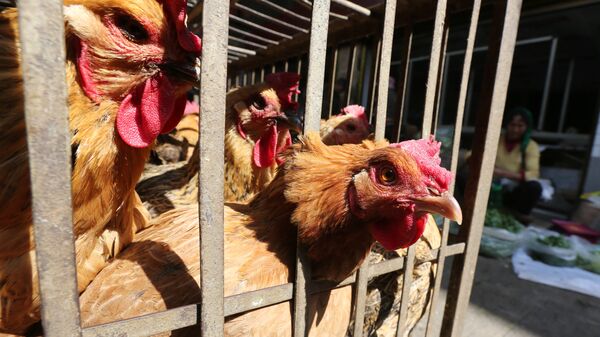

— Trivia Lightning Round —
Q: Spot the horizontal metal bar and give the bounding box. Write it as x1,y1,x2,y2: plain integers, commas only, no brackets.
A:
332,0,371,15
236,2,309,33
259,0,312,23
230,14,293,39
228,55,240,61
229,35,268,50
224,284,294,317
18,0,82,336
230,26,280,45
297,0,348,20
82,305,198,337
228,45,256,55
228,50,248,58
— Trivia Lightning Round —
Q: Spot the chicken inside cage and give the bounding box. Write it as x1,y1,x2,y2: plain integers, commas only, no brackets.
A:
0,0,526,336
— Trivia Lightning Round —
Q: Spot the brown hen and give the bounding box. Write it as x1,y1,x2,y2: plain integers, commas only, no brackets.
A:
78,133,461,337
137,73,301,218
0,0,200,333
320,104,372,145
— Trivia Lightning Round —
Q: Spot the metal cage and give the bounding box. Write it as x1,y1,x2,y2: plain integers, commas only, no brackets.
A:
17,0,522,336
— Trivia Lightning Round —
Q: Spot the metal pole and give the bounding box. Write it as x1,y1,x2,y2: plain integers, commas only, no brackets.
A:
538,37,558,130
199,1,229,336
558,59,575,132
18,0,82,335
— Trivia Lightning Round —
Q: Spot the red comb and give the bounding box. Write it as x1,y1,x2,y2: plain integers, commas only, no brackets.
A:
338,105,369,128
390,136,452,192
160,0,202,55
265,72,301,111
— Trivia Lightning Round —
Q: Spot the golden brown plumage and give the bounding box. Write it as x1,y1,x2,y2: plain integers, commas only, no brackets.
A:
137,74,301,218
0,1,200,333
78,133,461,337
320,105,372,145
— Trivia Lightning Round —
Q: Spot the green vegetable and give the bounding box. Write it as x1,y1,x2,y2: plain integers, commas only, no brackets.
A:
484,208,524,233
576,256,600,274
536,235,571,249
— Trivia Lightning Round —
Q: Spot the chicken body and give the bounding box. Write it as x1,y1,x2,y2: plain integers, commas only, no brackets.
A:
0,1,200,333
138,74,301,218
79,133,461,337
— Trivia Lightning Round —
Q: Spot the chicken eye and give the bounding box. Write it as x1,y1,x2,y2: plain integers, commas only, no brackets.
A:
114,14,149,42
378,166,397,185
250,94,267,110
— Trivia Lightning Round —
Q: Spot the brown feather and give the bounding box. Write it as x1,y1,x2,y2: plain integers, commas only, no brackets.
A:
0,0,197,332
79,133,447,337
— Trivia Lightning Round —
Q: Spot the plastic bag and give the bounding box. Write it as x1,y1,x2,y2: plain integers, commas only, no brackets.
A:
479,208,525,258
524,227,577,267
572,236,600,274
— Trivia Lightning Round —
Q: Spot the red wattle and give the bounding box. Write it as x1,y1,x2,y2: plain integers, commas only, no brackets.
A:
369,215,427,250
116,73,183,148
253,124,278,168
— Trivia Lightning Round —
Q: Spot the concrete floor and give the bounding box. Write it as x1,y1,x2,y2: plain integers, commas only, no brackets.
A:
411,256,600,337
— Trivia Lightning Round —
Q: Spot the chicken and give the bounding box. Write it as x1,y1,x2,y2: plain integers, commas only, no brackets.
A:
0,0,200,333
78,133,462,337
137,72,302,218
320,104,372,145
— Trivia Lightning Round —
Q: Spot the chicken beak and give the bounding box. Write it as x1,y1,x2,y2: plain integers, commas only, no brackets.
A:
160,58,201,87
412,192,463,224
274,114,303,133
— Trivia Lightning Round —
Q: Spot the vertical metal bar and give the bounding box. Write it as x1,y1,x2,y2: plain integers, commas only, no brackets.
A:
243,72,248,86
369,38,382,124
558,59,574,132
271,64,276,74
374,0,398,140
464,71,475,126
261,67,266,82
295,2,330,336
285,60,290,72
351,265,369,336
18,1,82,335
395,246,416,336
346,44,358,106
424,2,482,336
303,0,331,132
295,57,303,101
441,2,523,337
422,0,448,136
432,25,450,136
199,1,229,336
538,37,558,131
394,28,413,142
252,69,257,85
328,48,339,117
436,54,450,131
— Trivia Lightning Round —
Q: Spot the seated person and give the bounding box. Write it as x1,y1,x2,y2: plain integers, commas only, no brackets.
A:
495,107,542,220
457,107,542,223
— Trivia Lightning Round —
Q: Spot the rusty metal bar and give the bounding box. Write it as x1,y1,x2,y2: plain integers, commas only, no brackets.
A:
303,0,331,132
229,35,268,50
373,0,398,140
82,306,198,337
18,0,82,335
369,38,382,124
199,1,229,336
328,47,339,117
425,2,481,336
294,3,331,336
538,37,558,130
228,45,256,55
332,0,371,15
235,2,309,34
422,0,447,136
558,59,575,132
346,44,358,106
442,1,523,336
351,264,370,336
432,25,450,136
230,14,293,40
229,26,280,45
395,245,416,337
259,0,312,23
394,27,413,142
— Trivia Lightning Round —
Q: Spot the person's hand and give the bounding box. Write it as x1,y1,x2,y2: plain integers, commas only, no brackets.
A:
493,167,521,180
